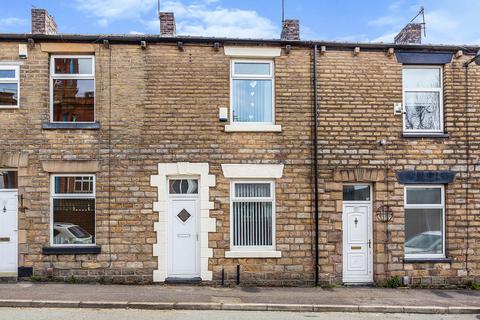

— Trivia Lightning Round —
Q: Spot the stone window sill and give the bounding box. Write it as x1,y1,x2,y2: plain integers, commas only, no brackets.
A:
42,245,101,255
402,132,449,138
404,258,452,264
224,124,282,133
42,122,100,130
225,250,282,258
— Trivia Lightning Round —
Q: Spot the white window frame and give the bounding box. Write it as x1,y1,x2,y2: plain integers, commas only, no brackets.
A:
0,65,20,109
229,179,276,252
229,59,275,126
49,55,95,123
50,174,96,247
404,185,445,259
402,65,443,134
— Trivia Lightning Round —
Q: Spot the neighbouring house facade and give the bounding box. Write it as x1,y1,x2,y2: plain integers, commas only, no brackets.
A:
0,9,479,286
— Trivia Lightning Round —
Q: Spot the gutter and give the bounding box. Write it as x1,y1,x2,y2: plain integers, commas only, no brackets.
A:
312,44,320,286
0,33,478,53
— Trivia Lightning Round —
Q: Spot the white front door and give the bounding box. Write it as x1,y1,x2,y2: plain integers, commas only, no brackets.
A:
342,185,373,283
0,191,18,277
168,194,199,278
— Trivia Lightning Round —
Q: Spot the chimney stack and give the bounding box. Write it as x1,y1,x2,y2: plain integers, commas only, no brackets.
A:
31,8,57,35
394,23,422,44
281,19,300,41
160,12,176,37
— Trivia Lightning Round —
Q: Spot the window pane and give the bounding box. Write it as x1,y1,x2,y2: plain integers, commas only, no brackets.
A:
55,176,94,194
169,179,198,194
0,83,18,105
232,79,272,122
53,79,94,122
0,171,18,189
406,187,442,205
53,198,95,245
405,208,443,255
233,201,272,246
235,183,271,198
404,68,441,88
343,185,370,201
404,92,440,131
54,58,93,74
0,70,16,78
234,62,270,75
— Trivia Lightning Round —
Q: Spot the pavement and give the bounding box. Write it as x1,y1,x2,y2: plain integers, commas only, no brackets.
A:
0,282,479,314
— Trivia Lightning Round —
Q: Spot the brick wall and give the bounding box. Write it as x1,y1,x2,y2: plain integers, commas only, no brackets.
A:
0,40,479,286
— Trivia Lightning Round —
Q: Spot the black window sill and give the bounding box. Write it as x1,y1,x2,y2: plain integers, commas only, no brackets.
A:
42,122,100,130
42,245,101,255
404,258,452,264
401,133,449,139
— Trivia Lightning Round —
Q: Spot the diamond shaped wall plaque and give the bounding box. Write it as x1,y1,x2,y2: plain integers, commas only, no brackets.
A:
177,209,191,223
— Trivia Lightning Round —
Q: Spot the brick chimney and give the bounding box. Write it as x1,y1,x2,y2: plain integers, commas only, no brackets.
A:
281,19,300,41
160,12,176,37
31,8,57,35
394,23,422,44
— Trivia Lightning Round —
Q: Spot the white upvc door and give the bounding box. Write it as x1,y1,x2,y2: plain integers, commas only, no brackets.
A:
342,197,373,283
167,196,200,278
0,191,18,277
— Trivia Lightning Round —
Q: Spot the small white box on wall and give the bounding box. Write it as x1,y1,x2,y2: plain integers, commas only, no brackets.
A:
394,103,403,115
18,43,28,59
219,107,228,122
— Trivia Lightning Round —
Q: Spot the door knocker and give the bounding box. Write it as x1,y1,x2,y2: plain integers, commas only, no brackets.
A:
354,217,358,227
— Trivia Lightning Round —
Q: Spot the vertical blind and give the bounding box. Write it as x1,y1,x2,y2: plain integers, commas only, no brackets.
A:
232,183,273,247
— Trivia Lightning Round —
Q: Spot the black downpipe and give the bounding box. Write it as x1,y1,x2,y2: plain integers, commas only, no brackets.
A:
313,45,320,286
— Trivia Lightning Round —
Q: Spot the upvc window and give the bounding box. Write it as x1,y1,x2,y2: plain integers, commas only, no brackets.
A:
230,60,274,124
402,66,443,133
50,174,96,246
0,65,20,108
50,55,95,123
404,185,445,259
230,180,275,251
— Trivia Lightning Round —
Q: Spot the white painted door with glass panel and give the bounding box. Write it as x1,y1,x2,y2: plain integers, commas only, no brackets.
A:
342,185,373,283
167,179,199,278
0,170,19,276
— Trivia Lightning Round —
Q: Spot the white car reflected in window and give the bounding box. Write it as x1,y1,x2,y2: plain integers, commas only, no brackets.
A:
53,222,93,245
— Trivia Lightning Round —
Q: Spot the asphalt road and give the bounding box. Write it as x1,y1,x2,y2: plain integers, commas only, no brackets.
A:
0,308,477,320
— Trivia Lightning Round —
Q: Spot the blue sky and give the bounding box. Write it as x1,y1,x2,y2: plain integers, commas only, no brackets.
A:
1,0,479,44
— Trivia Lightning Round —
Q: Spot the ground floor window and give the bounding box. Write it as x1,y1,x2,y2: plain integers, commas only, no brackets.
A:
51,174,95,246
0,170,18,189
404,185,445,258
230,180,275,251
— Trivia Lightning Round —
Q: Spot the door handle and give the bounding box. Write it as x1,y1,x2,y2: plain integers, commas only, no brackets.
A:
368,239,371,248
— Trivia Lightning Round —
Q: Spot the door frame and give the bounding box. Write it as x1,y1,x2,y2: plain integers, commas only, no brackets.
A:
342,183,373,284
166,176,200,278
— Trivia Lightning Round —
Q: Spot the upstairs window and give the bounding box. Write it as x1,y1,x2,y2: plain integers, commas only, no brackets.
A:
231,60,274,124
0,65,20,108
51,174,96,246
404,185,445,259
403,66,443,133
50,56,95,123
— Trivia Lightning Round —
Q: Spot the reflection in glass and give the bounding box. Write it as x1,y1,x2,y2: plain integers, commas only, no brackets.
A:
169,179,198,194
0,83,18,105
343,185,370,201
403,68,440,88
53,198,95,245
0,171,18,189
404,92,440,131
54,58,93,74
234,62,270,75
55,176,94,194
0,70,16,78
53,79,95,122
405,208,443,255
406,187,442,205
